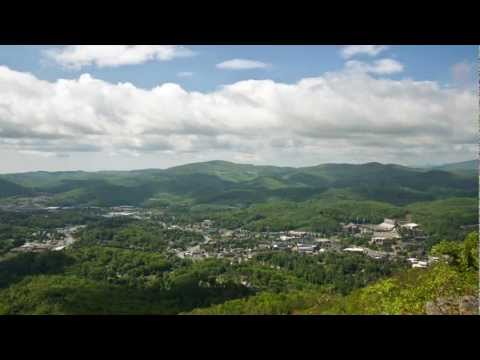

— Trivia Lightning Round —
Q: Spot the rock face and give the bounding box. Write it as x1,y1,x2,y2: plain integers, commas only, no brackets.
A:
426,295,479,315
459,296,479,315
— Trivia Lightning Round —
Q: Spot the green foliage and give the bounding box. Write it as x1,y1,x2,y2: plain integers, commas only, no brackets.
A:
204,199,404,233
0,248,252,314
302,232,479,315
253,251,408,294
76,218,204,251
65,246,175,287
318,262,478,315
0,209,100,253
0,238,407,314
0,179,33,198
188,233,479,315
45,179,159,206
0,275,168,315
0,251,75,288
431,231,479,272
188,290,336,315
222,262,317,293
407,198,478,246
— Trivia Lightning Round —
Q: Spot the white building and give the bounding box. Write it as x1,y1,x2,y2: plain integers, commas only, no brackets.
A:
343,246,365,253
412,262,427,269
402,223,419,230
374,218,397,232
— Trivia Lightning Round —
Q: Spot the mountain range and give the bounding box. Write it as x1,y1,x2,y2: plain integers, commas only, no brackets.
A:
431,159,478,176
0,159,477,207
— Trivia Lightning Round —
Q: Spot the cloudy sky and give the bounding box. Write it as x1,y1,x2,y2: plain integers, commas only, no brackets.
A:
0,45,477,173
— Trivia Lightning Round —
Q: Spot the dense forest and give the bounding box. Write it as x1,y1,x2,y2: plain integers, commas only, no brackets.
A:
0,231,476,315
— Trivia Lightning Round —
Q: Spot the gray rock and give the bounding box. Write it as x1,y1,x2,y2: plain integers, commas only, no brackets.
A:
459,295,479,315
426,295,479,315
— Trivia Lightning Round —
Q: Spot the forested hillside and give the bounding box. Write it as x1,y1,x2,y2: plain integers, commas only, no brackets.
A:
188,232,478,315
0,178,33,198
1,160,477,207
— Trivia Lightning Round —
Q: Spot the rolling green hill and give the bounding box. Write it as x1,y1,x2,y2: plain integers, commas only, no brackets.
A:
0,178,33,198
165,160,294,183
0,160,477,207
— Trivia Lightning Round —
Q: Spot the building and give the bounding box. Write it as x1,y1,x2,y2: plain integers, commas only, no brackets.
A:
342,223,361,233
343,246,365,254
412,262,428,269
289,231,308,238
296,244,317,254
402,223,419,230
409,258,429,268
364,248,388,259
370,229,401,245
315,238,333,249
201,219,213,228
374,218,397,232
12,242,51,253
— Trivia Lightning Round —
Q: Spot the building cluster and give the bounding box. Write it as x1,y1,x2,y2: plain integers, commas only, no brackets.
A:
166,216,435,264
342,218,423,244
11,225,85,253
6,208,435,270
407,256,440,268
343,246,389,259
12,241,64,253
102,206,152,219
342,218,427,256
169,222,345,261
173,244,256,263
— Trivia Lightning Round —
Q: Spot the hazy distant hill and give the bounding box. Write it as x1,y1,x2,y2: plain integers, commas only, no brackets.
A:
0,178,33,198
431,159,478,177
0,160,477,206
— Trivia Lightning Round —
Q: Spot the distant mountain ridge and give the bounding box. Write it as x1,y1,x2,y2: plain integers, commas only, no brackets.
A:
2,158,475,177
431,159,478,176
0,160,477,207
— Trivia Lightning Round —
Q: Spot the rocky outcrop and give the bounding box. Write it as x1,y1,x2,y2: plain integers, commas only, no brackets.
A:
426,295,479,315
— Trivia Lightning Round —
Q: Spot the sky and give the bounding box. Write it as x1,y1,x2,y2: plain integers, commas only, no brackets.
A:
0,45,477,173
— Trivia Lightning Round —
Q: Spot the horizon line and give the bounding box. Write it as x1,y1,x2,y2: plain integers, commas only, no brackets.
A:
0,158,477,175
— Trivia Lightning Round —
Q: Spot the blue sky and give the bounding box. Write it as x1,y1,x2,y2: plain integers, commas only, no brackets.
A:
0,45,475,91
0,45,477,172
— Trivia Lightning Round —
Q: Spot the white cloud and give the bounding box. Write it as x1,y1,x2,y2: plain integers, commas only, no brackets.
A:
341,45,389,59
44,45,195,69
0,65,476,168
345,58,404,75
177,71,194,77
216,59,271,70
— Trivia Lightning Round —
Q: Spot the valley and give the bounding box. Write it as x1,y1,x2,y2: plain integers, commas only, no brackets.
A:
0,160,477,315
